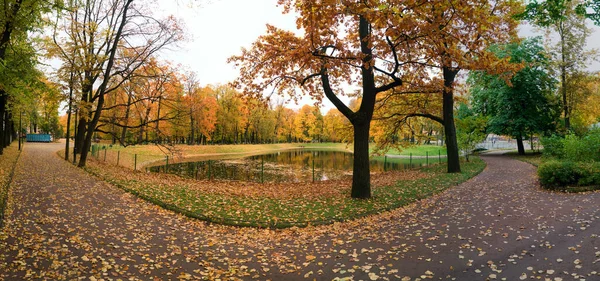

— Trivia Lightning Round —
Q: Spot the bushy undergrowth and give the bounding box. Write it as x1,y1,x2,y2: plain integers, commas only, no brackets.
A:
541,129,600,162
538,129,600,191
538,160,600,191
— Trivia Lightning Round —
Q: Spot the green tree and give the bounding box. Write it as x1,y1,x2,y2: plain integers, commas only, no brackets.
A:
0,0,57,154
455,103,488,161
469,38,560,155
520,0,596,131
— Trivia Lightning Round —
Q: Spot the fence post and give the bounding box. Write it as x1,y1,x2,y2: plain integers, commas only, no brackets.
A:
166,156,169,169
208,160,212,180
134,154,137,171
438,150,441,163
410,153,412,168
261,157,264,183
312,157,315,182
117,151,120,166
384,155,387,172
104,147,107,161
426,151,428,166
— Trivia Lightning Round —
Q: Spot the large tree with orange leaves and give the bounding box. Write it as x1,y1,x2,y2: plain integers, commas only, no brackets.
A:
229,1,421,198
230,0,521,198
375,0,522,172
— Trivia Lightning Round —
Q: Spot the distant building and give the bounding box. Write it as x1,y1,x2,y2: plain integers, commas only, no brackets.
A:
591,122,600,129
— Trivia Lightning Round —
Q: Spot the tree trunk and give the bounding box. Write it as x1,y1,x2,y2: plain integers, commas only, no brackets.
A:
73,110,78,162
77,0,133,168
530,133,534,151
138,122,144,144
516,134,525,155
155,96,161,138
5,112,12,146
121,94,132,145
560,26,570,131
74,95,89,155
79,95,105,167
65,75,73,160
351,121,371,199
189,107,194,145
442,67,461,173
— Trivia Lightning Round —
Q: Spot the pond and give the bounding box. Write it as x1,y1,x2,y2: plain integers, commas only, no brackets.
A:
147,149,446,183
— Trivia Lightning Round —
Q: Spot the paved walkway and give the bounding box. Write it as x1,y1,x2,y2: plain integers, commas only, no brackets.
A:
1,143,599,280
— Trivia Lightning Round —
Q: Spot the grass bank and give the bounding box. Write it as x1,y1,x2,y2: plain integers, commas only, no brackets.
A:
92,142,351,170
84,152,485,228
506,151,543,167
375,145,447,157
0,143,21,227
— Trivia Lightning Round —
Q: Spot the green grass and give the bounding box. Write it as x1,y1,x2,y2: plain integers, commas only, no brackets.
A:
86,157,485,228
372,144,447,156
506,150,543,167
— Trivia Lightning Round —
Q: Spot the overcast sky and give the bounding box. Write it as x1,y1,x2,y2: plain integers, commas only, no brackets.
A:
157,0,600,110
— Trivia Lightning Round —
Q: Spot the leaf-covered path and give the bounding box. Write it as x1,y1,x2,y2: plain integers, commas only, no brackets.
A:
1,143,599,280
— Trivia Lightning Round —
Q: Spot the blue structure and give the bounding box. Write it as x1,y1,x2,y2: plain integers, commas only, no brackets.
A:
26,134,52,143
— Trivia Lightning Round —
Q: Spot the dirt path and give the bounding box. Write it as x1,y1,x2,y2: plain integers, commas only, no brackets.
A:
1,143,599,280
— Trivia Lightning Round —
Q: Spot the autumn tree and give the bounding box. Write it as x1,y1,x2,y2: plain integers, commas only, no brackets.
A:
230,1,434,198
323,109,349,143
184,83,217,144
292,105,316,143
50,0,183,167
373,0,520,172
276,106,296,142
213,84,246,144
99,58,183,145
373,90,444,154
566,72,600,133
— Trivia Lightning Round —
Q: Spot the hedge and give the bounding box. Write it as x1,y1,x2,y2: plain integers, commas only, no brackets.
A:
538,160,600,191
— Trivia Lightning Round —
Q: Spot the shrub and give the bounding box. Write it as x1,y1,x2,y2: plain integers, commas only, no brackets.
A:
540,135,564,159
538,160,600,191
541,130,600,162
538,160,576,190
582,129,600,162
562,134,585,162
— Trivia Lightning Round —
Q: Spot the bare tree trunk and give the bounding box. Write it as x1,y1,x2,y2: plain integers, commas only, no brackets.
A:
516,133,525,155
121,94,132,145
78,0,134,168
65,89,72,160
442,66,461,173
560,24,570,131
155,96,161,142
189,108,194,145
351,121,371,198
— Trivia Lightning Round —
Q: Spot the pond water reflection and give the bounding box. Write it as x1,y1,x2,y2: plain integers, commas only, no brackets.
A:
147,149,442,183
